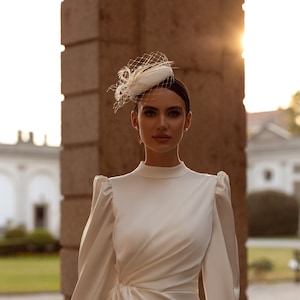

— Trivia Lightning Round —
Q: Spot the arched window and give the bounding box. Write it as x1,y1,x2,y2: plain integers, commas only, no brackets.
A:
263,169,273,181
34,204,48,229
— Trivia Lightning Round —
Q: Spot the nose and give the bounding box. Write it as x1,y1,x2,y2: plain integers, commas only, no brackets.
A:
157,114,168,131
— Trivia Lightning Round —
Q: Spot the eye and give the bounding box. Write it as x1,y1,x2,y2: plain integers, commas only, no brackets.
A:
168,110,181,117
143,109,156,117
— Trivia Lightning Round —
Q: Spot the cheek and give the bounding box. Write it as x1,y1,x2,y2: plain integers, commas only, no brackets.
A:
174,120,186,131
137,118,152,134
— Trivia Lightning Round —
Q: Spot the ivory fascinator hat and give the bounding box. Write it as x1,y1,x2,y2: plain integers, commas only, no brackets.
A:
108,51,175,113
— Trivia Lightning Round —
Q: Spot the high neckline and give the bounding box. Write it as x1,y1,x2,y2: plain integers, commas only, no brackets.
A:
133,161,190,179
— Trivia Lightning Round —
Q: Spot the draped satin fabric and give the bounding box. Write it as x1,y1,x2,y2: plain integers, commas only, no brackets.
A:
71,162,240,300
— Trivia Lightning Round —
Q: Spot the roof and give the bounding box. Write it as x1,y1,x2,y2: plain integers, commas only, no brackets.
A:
247,110,300,152
247,109,290,137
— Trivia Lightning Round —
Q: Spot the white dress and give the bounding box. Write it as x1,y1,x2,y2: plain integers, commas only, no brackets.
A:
71,162,240,300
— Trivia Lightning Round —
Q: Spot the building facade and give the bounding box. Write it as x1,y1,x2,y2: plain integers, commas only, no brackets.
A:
247,110,300,235
247,111,300,200
247,123,300,197
0,131,61,237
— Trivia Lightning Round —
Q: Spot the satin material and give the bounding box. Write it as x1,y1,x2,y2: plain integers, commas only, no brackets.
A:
71,162,240,300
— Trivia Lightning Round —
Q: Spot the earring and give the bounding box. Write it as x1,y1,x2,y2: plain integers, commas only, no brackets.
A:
134,127,142,144
137,134,143,145
184,128,189,132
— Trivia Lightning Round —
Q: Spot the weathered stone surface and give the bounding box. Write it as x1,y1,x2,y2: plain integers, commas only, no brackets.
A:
98,0,139,43
61,0,98,45
60,198,91,247
60,248,78,298
60,145,99,196
61,41,99,95
143,1,222,72
61,94,100,145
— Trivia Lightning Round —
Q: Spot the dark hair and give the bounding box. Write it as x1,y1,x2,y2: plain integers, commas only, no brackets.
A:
133,77,191,115
168,78,190,114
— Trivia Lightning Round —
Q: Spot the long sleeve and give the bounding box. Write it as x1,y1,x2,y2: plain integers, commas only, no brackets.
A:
202,171,240,300
71,175,117,300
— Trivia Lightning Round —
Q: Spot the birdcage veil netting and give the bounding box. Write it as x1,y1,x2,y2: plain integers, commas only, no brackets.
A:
108,51,175,112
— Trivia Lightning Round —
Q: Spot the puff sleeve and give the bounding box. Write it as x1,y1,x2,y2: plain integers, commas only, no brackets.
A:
202,171,240,300
71,176,117,300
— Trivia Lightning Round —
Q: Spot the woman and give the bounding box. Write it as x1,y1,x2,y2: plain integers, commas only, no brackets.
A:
71,52,240,299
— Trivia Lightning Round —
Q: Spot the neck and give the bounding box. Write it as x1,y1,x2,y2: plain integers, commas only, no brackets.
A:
144,149,181,167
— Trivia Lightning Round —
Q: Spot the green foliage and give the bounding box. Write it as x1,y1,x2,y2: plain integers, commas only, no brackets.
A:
4,226,27,239
249,258,273,271
27,229,56,245
27,229,59,252
249,257,274,282
0,237,28,256
247,190,299,237
0,227,60,255
287,91,300,135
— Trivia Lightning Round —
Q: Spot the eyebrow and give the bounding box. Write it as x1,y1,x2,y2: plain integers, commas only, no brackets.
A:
142,105,183,111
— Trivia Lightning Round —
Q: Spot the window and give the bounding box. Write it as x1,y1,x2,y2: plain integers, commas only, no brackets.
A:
263,169,273,181
294,165,300,173
34,204,47,229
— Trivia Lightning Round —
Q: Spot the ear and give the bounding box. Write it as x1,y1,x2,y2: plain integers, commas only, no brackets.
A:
185,111,192,130
131,110,139,130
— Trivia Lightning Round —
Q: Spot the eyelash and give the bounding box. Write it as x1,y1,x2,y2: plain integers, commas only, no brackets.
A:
169,110,181,117
143,110,181,117
144,110,156,117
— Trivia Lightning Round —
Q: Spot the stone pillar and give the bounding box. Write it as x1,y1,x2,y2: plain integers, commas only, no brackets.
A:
60,1,247,299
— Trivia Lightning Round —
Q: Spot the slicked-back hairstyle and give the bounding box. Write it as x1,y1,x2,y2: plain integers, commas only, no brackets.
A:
134,77,191,115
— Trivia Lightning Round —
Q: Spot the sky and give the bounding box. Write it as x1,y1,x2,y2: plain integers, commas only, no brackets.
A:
0,0,299,145
243,0,300,112
0,0,61,145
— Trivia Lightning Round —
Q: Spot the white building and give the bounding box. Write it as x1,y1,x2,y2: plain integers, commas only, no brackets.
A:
247,110,300,201
0,131,61,237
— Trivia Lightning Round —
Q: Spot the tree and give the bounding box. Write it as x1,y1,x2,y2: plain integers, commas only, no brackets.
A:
287,91,300,135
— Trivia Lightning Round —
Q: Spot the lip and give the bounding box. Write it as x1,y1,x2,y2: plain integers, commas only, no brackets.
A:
152,134,171,142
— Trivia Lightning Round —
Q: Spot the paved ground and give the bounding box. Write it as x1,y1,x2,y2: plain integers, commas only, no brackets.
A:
246,237,300,299
0,282,300,300
247,282,300,300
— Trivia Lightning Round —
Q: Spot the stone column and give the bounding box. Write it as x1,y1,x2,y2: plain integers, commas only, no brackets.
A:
60,1,247,299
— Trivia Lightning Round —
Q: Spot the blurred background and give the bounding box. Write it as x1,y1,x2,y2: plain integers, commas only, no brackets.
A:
0,0,299,299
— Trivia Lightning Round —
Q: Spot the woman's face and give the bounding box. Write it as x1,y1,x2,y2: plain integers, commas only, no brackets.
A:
131,88,192,164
